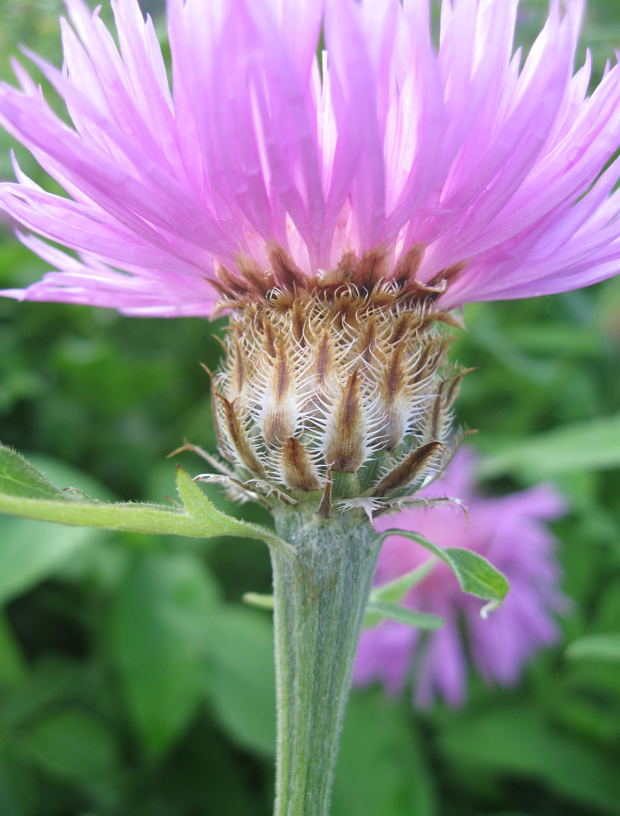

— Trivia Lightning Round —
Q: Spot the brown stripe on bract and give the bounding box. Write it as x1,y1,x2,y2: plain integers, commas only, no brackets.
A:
333,290,359,333
354,246,391,291
424,368,469,442
373,440,443,497
442,368,473,411
314,331,333,390
358,317,377,365
215,263,255,299
227,340,246,400
427,377,448,442
336,249,359,282
437,311,466,330
201,365,235,463
389,313,411,346
268,242,306,292
261,344,297,448
325,369,367,472
380,340,410,450
216,393,267,478
427,260,468,290
412,337,449,384
281,437,321,491
318,469,333,518
235,253,276,297
261,317,277,359
291,299,308,347
393,243,426,287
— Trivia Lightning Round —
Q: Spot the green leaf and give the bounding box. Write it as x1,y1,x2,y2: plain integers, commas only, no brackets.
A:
202,605,276,757
242,592,275,610
242,591,446,630
20,708,119,784
0,758,32,816
0,610,27,688
242,591,445,631
365,600,444,630
0,659,80,731
567,634,620,662
0,515,104,605
332,690,436,816
370,558,437,604
0,444,287,549
109,552,220,755
175,467,287,550
378,529,509,612
478,412,620,480
0,445,68,501
438,706,620,815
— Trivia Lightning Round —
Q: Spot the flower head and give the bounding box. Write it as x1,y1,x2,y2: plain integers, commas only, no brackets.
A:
353,449,568,707
0,0,620,315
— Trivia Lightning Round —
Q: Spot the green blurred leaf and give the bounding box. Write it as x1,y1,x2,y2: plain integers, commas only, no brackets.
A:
0,445,287,548
0,515,104,605
478,413,620,479
203,605,276,757
242,591,446,631
567,634,620,662
364,601,444,630
0,442,118,605
332,690,436,816
0,658,80,730
242,592,275,610
378,529,509,612
369,559,437,604
109,552,220,755
0,610,26,688
0,756,35,816
20,708,118,784
439,706,620,815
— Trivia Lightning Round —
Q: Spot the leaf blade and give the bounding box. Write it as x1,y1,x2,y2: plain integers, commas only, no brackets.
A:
478,413,620,479
378,529,509,610
365,601,444,630
0,445,287,548
566,634,620,662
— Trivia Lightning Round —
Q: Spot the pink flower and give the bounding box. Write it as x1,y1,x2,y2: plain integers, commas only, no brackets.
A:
1,0,620,314
353,449,568,707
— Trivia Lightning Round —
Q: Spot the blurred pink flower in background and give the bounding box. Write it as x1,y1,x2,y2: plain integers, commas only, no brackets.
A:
353,450,568,707
1,0,620,314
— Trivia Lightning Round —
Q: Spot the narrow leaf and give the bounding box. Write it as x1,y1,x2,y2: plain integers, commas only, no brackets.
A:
378,529,509,611
369,558,437,604
365,600,444,630
242,592,275,610
478,412,620,479
0,610,27,687
566,633,620,662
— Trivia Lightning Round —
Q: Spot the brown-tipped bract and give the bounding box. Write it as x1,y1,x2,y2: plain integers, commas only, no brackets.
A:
212,261,465,517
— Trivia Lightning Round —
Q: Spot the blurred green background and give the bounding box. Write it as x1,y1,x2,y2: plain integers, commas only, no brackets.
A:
1,1,620,814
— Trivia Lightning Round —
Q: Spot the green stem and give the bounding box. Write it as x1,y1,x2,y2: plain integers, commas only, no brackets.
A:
271,509,382,816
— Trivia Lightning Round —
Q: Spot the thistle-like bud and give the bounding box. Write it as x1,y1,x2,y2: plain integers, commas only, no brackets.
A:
208,247,467,518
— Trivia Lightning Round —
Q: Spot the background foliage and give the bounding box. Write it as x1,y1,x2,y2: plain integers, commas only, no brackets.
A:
1,1,620,814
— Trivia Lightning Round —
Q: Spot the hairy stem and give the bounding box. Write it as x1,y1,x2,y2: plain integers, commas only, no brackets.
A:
271,509,382,816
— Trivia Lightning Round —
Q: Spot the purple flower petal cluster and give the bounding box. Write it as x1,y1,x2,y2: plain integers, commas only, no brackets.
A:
1,0,620,314
353,449,568,707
